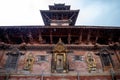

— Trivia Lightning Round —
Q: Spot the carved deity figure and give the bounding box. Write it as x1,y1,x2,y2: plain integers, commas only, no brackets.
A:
86,53,96,73
56,55,63,69
24,53,34,71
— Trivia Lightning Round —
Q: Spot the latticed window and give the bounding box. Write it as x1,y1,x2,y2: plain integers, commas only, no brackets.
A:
6,54,19,69
37,55,46,61
101,54,111,66
99,50,113,67
74,55,83,61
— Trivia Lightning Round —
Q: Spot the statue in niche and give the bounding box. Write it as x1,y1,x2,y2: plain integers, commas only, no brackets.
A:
86,53,96,73
56,54,64,69
24,53,35,71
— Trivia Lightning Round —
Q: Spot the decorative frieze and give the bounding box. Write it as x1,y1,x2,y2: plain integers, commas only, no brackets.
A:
0,43,120,51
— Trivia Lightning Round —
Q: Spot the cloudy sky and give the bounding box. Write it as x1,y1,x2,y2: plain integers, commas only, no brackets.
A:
0,0,120,26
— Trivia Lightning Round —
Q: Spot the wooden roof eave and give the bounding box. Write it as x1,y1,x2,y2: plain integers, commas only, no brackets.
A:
40,10,79,12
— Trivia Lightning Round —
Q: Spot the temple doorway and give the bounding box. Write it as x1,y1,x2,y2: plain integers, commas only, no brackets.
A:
56,54,64,70
51,38,68,73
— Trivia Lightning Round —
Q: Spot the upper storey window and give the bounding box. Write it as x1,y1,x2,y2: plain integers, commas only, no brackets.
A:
5,48,22,71
6,54,19,69
97,49,114,71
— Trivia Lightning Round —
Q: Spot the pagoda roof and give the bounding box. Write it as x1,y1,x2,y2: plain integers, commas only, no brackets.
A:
40,10,79,26
49,4,70,10
40,10,79,12
0,25,120,29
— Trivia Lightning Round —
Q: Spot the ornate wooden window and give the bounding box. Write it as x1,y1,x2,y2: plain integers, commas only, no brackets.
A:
101,54,111,66
6,54,19,69
5,48,22,71
98,49,113,71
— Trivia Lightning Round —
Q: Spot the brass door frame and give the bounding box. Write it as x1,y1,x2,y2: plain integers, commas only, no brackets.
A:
51,38,68,73
52,52,68,73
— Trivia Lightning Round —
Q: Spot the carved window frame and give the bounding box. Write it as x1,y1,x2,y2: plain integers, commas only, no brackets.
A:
6,54,19,70
99,49,114,71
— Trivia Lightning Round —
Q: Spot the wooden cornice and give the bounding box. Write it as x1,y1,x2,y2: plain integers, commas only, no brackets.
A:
0,44,120,51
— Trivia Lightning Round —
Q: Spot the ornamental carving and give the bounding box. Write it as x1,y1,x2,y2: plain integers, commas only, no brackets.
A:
86,52,96,73
24,53,35,71
53,38,67,53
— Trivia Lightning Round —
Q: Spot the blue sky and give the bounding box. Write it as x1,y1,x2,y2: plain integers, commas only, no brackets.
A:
0,0,120,26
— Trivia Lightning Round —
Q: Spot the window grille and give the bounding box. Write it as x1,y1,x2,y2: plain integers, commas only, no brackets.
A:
6,54,19,69
74,55,83,61
37,55,46,62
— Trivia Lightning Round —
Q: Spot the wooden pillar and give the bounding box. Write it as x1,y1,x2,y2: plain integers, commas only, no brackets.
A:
117,51,120,63
50,30,53,44
20,34,25,43
79,30,82,44
0,38,1,43
0,47,5,67
119,37,120,44
68,33,71,44
62,13,63,19
15,49,21,72
99,53,105,71
5,33,11,44
39,32,43,44
94,36,98,45
108,38,112,44
94,30,99,44
108,33,113,44
28,32,33,44
114,49,120,63
87,29,91,44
